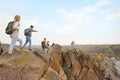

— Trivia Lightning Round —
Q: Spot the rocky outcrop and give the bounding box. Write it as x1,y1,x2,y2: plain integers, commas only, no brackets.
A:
0,45,67,80
0,44,119,80
61,48,103,80
0,48,48,80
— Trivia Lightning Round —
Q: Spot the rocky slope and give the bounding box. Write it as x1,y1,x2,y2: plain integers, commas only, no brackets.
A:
0,44,120,80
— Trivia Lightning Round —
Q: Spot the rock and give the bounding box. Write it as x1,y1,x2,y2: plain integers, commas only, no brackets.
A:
49,44,62,55
0,44,119,80
0,48,48,80
49,44,67,80
61,51,72,68
115,61,120,75
61,49,104,80
35,45,67,80
67,50,81,79
111,57,117,62
100,56,120,80
40,67,62,80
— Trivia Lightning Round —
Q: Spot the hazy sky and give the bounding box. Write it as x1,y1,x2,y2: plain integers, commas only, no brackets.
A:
0,0,120,45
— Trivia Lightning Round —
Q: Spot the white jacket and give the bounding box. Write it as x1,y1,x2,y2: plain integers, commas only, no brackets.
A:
11,21,20,37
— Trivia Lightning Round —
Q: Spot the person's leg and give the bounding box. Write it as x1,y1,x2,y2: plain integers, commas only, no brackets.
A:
8,36,17,54
44,46,49,53
47,46,49,53
42,46,44,51
17,37,23,48
23,37,28,48
28,37,32,50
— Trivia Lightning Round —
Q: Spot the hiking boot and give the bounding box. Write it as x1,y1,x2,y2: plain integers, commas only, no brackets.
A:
29,49,32,51
20,47,23,50
8,53,13,55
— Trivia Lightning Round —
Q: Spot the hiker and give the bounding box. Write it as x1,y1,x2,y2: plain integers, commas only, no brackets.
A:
23,25,38,51
71,40,76,49
41,38,49,53
7,15,23,54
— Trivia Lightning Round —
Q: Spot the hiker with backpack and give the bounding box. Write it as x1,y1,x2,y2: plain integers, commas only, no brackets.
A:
23,25,38,51
41,38,49,53
6,15,23,54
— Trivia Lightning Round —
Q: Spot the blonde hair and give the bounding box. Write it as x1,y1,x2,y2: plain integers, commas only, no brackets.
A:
14,15,20,21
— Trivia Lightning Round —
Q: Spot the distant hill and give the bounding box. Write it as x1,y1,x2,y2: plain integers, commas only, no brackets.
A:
1,44,42,49
62,44,120,57
1,43,9,48
80,45,120,57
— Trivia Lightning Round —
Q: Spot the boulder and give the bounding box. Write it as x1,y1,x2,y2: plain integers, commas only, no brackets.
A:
0,48,48,80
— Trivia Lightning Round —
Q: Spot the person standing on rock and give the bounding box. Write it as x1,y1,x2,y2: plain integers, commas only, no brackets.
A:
71,40,76,49
23,25,38,51
8,15,23,54
41,38,49,53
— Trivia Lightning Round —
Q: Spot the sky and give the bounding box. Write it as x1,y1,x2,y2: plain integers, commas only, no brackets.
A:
0,0,120,45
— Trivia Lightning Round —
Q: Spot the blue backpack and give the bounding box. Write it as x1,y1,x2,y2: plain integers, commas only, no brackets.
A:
24,28,31,36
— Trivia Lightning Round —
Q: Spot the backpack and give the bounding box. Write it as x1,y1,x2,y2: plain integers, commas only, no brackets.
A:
42,41,47,47
41,41,45,46
24,28,30,36
5,21,14,35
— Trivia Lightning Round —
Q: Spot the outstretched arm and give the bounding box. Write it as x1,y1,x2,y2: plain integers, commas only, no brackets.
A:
31,30,38,32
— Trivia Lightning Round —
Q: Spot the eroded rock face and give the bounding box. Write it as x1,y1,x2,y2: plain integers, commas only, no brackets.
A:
61,49,104,80
100,56,120,80
48,44,67,80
